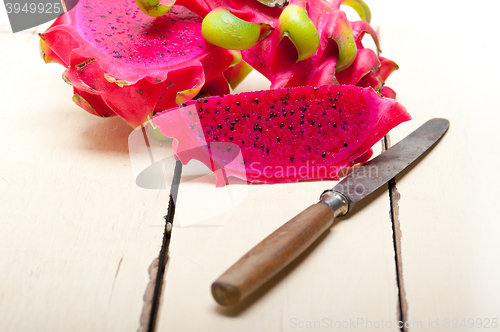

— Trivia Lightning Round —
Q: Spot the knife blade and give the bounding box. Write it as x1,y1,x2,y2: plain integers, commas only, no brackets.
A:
211,118,449,306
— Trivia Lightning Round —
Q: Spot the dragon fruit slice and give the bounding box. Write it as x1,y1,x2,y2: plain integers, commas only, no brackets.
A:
153,85,411,186
39,0,240,127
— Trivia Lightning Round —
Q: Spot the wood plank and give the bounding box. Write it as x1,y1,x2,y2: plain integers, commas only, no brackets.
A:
0,28,172,331
157,70,402,331
379,25,500,331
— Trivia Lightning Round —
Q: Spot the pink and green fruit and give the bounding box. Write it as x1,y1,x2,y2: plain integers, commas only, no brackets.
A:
39,0,241,128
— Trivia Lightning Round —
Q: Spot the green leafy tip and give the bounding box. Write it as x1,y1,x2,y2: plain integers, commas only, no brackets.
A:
134,0,175,17
337,0,371,23
202,7,272,50
278,4,319,62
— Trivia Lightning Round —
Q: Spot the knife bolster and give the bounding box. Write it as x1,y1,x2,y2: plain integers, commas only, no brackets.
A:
319,190,351,217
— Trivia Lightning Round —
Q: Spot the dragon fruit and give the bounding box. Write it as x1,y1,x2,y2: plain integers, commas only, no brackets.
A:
153,85,411,186
137,0,398,96
38,0,241,127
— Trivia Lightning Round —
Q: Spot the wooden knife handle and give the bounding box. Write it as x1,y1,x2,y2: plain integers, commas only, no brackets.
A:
211,202,336,306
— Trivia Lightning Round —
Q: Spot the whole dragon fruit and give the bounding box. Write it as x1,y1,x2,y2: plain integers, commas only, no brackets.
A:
39,0,241,127
135,0,398,96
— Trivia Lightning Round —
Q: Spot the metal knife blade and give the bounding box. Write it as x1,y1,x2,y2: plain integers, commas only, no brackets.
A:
321,118,450,212
212,118,449,306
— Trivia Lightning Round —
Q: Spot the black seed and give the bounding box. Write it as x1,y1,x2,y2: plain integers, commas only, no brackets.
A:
289,125,293,131
204,99,208,103
323,113,326,116
89,19,93,22
334,97,338,101
301,114,304,119
190,124,194,129
300,120,304,125
253,142,256,147
341,125,345,130
311,120,315,125
333,123,337,128
290,157,294,162
230,126,234,131
200,115,203,119
158,53,163,56
258,126,262,133
217,101,221,105
290,110,294,115
333,104,337,109
241,140,245,144
285,93,289,99
258,115,261,120
322,152,326,158
280,123,284,128
314,87,318,90
270,105,274,109
329,97,333,101
337,92,340,95
107,34,112,37
180,52,185,55
198,107,202,112
254,98,259,104
218,124,222,129
231,121,235,126
266,148,269,155
235,118,240,122
344,142,348,147
277,137,281,142
197,100,202,104
229,136,233,140
214,136,218,141
283,111,287,117
261,145,264,150
188,111,191,115
300,129,304,134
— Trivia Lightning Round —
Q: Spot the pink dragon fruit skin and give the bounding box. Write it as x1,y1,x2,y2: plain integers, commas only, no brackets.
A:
144,0,399,97
39,0,239,127
154,85,411,186
242,0,395,92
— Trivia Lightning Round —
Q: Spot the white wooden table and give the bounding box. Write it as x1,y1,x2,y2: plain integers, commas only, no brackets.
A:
1,1,499,331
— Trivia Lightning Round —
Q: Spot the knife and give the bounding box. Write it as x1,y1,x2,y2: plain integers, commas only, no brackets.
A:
211,118,449,306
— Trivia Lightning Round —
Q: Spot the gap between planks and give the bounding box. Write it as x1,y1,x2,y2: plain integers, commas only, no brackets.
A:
382,135,409,332
140,137,410,332
139,161,183,332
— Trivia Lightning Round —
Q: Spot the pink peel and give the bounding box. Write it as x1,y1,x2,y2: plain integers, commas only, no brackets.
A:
39,0,237,128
